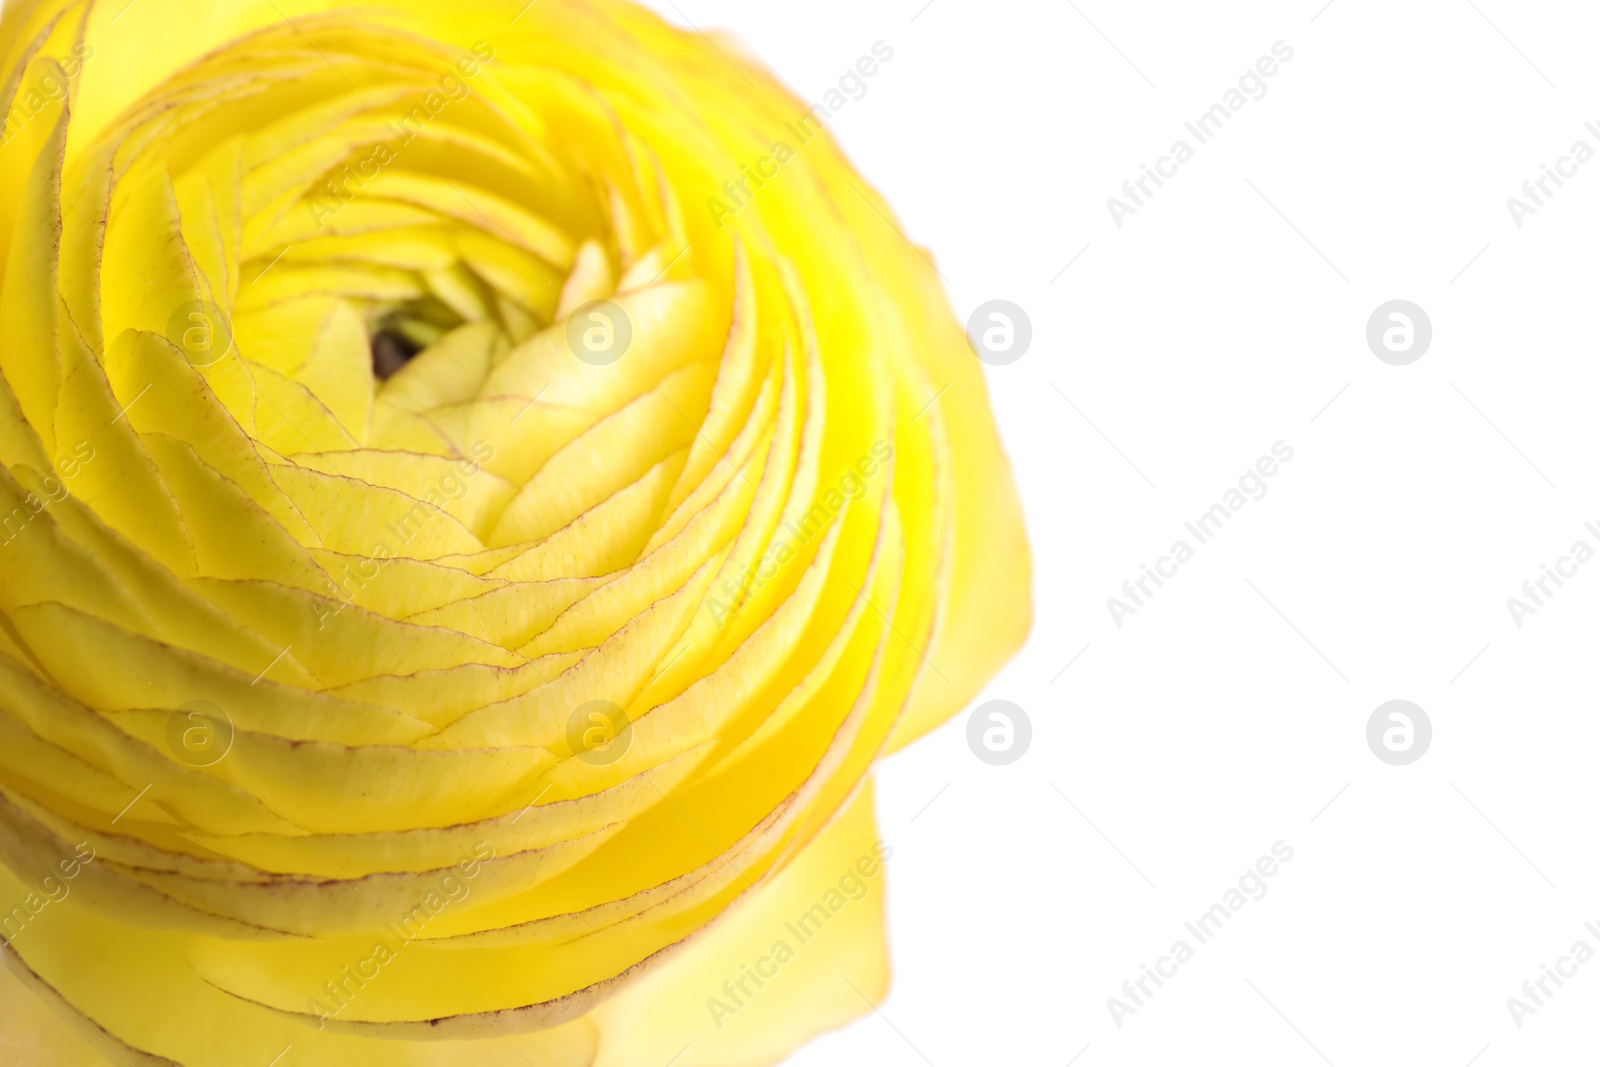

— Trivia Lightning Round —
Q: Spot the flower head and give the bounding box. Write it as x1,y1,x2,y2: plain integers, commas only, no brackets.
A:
0,1,1029,1063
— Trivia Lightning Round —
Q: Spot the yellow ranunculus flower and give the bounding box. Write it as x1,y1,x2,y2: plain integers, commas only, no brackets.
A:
0,0,1029,1063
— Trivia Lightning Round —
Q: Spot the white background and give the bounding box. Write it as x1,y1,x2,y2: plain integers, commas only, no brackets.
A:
639,2,1600,1064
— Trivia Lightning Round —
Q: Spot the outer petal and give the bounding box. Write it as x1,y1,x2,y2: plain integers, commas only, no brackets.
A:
591,779,890,1067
